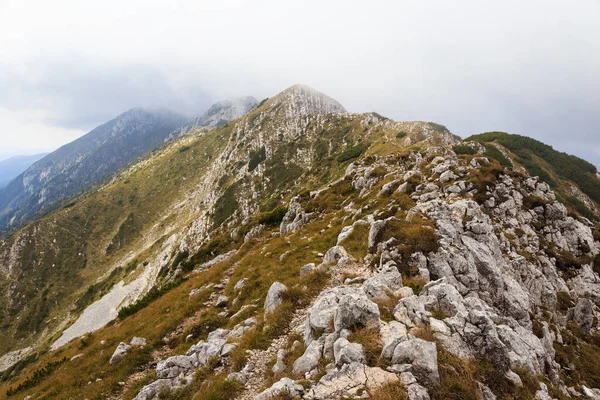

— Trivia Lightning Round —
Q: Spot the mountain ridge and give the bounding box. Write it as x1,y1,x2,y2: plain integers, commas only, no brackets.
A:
0,85,599,400
0,108,190,233
0,154,48,189
168,96,259,139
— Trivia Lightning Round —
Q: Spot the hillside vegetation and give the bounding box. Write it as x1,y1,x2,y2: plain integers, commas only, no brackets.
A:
0,86,599,400
468,131,600,220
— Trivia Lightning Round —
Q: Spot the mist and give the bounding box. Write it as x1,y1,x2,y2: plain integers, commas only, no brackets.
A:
1,0,599,165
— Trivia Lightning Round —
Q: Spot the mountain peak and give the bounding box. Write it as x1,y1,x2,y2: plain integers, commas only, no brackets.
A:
271,84,346,116
170,96,259,138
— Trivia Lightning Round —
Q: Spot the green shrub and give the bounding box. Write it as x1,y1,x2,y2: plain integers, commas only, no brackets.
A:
468,132,600,208
178,145,191,153
6,358,68,396
453,144,477,155
396,131,407,139
118,278,186,319
337,143,367,163
213,184,239,227
484,144,512,168
258,206,288,226
248,146,266,171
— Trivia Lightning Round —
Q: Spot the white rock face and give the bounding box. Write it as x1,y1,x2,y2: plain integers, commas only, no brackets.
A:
280,196,311,235
0,347,31,373
135,326,233,399
293,338,324,375
362,261,403,301
274,84,346,118
333,338,366,367
130,337,147,347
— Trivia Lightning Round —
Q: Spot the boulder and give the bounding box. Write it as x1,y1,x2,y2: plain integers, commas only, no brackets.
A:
264,282,288,315
272,349,287,375
573,298,595,330
392,339,439,385
333,338,365,367
133,379,174,400
337,226,354,245
407,383,431,400
256,378,305,400
156,355,195,379
300,263,316,276
362,262,403,301
130,337,147,347
280,196,310,235
293,338,323,376
109,342,131,364
322,245,350,266
305,286,380,342
234,278,248,293
216,295,229,308
368,220,386,252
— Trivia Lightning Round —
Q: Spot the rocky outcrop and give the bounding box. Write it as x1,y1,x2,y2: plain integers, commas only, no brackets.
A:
303,362,399,399
134,327,235,399
304,286,380,343
280,196,312,235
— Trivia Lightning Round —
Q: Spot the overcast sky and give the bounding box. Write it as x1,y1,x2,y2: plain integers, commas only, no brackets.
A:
0,0,599,166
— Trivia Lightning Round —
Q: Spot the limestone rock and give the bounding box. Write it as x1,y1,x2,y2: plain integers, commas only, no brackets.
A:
392,339,439,385
256,377,304,400
304,286,380,342
293,338,323,375
304,362,400,399
264,282,288,315
109,342,131,365
216,295,229,308
130,337,147,347
333,338,366,367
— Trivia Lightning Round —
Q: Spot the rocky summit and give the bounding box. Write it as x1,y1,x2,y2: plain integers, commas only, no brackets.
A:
1,85,600,400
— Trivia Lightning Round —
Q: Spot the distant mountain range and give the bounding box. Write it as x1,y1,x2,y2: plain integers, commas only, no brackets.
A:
0,108,189,232
0,96,259,234
0,153,48,188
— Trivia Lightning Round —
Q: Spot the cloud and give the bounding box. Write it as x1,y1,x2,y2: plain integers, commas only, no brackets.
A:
0,107,85,156
0,0,599,166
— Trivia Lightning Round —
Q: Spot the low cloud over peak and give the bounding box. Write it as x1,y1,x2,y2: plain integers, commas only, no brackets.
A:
0,0,599,165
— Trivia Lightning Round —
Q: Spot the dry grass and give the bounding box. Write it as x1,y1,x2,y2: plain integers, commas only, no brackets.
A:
373,293,401,322
377,217,439,276
0,210,337,399
402,276,427,295
348,327,383,367
339,223,370,260
368,381,408,400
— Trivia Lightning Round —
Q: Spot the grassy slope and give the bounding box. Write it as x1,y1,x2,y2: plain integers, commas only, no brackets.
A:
0,110,441,399
0,126,231,354
467,131,600,220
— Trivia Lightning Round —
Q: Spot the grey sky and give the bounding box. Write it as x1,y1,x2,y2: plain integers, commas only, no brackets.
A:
1,0,599,166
